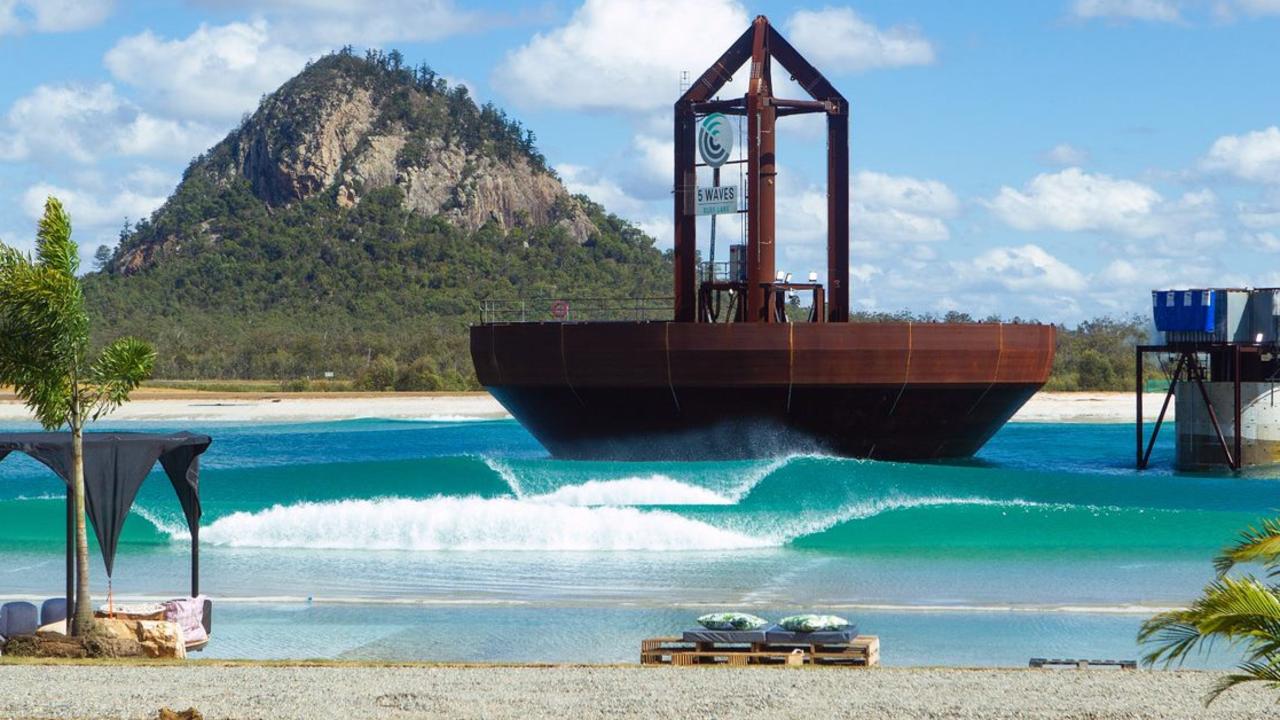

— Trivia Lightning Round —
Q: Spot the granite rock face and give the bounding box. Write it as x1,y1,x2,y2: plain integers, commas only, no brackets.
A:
113,52,598,275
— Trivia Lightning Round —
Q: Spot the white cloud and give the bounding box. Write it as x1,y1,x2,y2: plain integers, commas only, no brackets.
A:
0,0,112,35
853,170,959,217
193,0,477,46
1236,199,1280,229
22,181,167,234
852,170,958,250
988,167,1164,236
633,135,673,191
954,244,1088,292
1202,126,1280,183
1043,143,1089,166
0,83,215,163
493,0,750,111
1070,0,1183,22
1227,0,1280,16
784,7,934,73
557,163,648,216
557,161,673,245
1245,232,1280,252
105,20,308,122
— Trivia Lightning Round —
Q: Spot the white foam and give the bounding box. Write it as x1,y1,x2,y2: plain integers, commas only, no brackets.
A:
747,496,1078,544
196,496,772,551
526,476,734,506
130,505,190,539
481,453,802,506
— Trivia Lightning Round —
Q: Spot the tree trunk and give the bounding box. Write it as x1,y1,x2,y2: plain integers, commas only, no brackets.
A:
70,416,93,636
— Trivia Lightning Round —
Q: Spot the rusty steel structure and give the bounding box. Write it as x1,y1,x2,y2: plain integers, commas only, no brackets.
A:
674,15,848,324
469,15,1055,461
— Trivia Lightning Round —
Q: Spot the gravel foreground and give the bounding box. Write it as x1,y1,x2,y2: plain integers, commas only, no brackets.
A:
1,664,1276,720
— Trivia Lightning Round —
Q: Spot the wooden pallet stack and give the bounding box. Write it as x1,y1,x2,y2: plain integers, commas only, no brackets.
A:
641,635,880,667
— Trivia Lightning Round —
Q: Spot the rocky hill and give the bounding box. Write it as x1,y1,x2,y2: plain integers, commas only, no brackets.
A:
87,49,668,387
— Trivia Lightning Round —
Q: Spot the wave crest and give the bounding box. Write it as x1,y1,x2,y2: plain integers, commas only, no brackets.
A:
197,496,772,551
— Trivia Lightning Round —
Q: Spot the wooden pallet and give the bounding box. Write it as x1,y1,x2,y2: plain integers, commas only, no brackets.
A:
1029,657,1137,670
641,635,879,667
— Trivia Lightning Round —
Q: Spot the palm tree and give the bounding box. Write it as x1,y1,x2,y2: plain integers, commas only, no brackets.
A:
1139,517,1280,703
0,197,155,635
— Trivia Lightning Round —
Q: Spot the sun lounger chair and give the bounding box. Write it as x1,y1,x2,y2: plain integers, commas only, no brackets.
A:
40,598,67,629
0,601,39,640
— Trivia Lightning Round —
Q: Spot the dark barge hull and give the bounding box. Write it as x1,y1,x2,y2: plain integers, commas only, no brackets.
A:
471,322,1055,461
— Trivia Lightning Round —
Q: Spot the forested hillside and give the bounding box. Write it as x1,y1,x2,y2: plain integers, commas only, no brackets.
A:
83,49,669,389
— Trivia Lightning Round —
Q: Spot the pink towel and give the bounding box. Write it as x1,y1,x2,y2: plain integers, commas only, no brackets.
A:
162,595,208,645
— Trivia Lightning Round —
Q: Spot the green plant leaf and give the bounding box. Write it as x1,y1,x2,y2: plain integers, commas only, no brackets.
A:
88,337,155,420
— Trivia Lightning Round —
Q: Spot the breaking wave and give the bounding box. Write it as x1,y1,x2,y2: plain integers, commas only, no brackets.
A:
197,496,770,551
182,494,1082,553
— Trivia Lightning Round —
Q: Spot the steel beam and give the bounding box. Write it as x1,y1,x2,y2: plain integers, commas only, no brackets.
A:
673,106,697,322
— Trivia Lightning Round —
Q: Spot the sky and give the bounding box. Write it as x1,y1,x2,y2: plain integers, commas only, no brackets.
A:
1,0,1279,325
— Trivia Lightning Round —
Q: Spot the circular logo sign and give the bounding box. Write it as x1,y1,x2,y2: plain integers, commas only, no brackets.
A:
698,112,733,168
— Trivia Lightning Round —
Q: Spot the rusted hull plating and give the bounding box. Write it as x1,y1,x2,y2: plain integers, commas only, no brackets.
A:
471,322,1055,460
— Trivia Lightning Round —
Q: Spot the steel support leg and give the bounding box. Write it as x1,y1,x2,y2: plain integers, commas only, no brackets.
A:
1234,344,1243,470
1136,347,1143,468
1140,353,1184,469
1189,353,1236,469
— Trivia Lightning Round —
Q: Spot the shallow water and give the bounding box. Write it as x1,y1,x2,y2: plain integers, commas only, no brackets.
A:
0,418,1274,666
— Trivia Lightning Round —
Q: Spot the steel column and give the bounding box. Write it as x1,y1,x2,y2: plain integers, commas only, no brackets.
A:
1234,344,1243,469
744,19,771,322
827,107,849,322
191,523,199,597
673,106,697,322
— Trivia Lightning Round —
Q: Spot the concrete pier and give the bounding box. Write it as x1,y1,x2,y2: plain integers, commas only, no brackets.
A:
1176,381,1280,469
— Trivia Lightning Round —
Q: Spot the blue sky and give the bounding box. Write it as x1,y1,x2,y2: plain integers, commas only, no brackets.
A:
2,0,1280,324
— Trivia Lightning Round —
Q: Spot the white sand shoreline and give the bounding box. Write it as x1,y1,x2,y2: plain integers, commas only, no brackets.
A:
0,391,1161,424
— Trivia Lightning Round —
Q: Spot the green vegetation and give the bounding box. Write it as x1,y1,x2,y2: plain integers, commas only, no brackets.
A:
1044,316,1149,391
84,50,668,389
1141,518,1280,704
0,197,155,635
85,184,665,388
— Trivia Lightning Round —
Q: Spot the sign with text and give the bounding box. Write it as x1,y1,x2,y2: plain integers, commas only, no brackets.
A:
696,184,738,216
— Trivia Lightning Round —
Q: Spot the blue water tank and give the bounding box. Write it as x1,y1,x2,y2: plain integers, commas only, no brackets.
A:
1152,290,1214,333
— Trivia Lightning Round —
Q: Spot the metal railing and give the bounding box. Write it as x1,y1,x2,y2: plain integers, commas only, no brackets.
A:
479,297,674,324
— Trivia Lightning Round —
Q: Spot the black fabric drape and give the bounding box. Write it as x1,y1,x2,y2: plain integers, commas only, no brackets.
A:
0,432,212,575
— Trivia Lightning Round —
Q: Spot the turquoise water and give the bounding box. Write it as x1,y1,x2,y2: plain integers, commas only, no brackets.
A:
1,418,1277,665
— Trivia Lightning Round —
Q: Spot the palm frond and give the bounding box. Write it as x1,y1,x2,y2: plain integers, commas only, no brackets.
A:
1216,518,1280,577
1205,660,1280,704
88,337,155,420
1141,576,1280,664
34,197,78,276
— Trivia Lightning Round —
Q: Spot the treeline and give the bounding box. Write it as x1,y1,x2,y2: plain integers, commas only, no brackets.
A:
83,183,668,391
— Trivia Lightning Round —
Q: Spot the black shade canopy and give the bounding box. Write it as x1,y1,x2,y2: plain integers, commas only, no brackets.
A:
0,431,212,575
